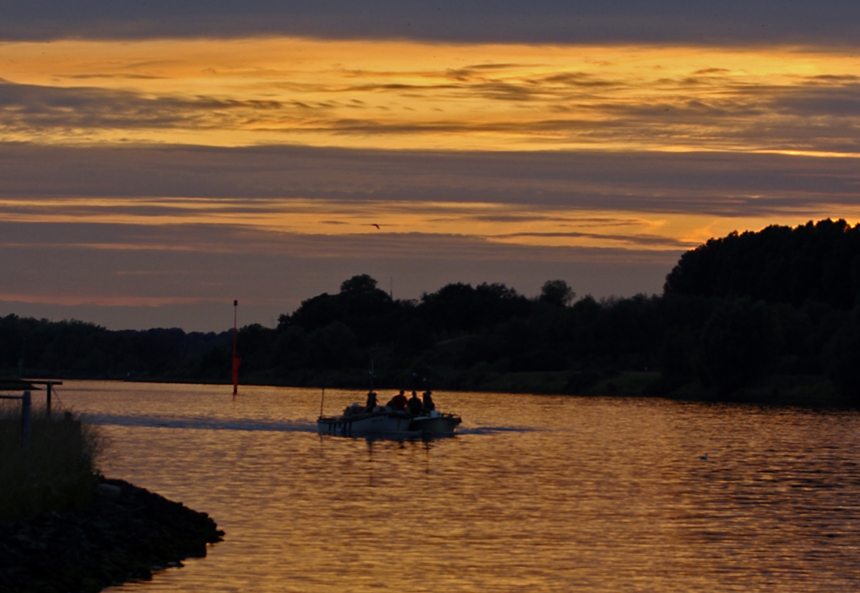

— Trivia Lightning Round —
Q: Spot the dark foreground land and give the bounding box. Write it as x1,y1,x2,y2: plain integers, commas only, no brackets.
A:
0,476,224,593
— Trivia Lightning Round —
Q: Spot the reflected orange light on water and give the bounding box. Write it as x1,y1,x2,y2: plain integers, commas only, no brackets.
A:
60,382,860,593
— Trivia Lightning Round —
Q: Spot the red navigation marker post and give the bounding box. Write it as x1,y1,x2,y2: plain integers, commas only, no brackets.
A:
232,299,241,397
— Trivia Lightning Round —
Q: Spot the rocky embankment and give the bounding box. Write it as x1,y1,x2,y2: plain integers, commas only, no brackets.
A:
0,476,224,593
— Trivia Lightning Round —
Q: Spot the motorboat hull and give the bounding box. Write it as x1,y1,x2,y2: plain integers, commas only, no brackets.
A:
318,410,413,437
409,412,461,434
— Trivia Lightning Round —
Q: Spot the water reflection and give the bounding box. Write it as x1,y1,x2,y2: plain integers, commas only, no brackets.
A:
52,382,860,592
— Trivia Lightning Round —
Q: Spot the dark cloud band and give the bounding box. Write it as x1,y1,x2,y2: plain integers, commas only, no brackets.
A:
1,142,858,217
2,1,859,45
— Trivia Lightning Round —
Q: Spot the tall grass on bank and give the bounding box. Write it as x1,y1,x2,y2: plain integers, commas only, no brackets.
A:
0,403,102,520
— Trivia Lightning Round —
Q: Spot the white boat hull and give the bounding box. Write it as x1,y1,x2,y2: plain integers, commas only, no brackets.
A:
409,412,461,434
318,410,413,437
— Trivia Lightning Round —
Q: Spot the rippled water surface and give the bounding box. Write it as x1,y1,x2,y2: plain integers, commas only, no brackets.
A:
54,381,860,592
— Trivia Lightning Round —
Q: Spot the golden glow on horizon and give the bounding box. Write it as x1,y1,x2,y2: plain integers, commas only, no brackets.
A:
1,196,857,254
2,37,859,154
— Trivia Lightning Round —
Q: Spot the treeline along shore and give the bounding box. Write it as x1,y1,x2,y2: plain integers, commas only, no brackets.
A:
5,219,860,406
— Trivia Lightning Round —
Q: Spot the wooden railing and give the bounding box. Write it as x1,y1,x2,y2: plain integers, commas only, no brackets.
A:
22,380,62,419
1,381,64,449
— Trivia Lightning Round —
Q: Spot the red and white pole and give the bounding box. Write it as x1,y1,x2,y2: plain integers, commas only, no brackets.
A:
232,300,241,397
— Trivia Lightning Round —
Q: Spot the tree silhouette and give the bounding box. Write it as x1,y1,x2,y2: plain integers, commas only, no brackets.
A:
539,279,575,307
664,219,860,309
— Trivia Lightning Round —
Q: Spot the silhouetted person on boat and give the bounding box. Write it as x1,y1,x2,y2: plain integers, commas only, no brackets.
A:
386,390,408,411
365,390,378,412
422,390,435,413
407,391,422,416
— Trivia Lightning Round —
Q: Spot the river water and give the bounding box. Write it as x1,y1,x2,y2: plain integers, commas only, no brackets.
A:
52,380,860,592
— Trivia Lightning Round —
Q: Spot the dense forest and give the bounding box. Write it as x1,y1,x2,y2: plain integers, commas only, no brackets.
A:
4,219,860,405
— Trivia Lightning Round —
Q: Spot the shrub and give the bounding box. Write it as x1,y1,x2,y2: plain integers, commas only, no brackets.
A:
0,404,102,519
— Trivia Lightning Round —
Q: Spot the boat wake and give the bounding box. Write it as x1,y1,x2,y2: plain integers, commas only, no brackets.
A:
457,426,536,435
81,413,319,433
82,414,534,436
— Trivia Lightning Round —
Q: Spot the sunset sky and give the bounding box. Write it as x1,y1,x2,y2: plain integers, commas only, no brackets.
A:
2,1,860,331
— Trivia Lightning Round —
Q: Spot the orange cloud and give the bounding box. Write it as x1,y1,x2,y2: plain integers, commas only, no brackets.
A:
1,194,858,255
1,38,859,155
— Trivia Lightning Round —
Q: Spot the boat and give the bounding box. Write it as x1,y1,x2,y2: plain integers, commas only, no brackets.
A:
317,394,462,437
317,362,461,437
409,410,461,434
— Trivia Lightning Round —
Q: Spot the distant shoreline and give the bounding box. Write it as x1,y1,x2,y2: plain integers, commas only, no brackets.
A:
112,371,858,409
9,221,860,413
10,370,855,409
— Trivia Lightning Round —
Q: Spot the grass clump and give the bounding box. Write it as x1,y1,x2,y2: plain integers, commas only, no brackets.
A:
0,403,102,520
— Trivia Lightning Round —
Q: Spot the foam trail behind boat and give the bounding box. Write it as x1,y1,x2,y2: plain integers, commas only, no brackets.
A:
82,413,318,433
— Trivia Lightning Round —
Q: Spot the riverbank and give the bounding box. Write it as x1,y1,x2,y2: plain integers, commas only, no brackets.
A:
266,368,858,408
116,367,860,408
466,369,856,408
0,475,224,593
